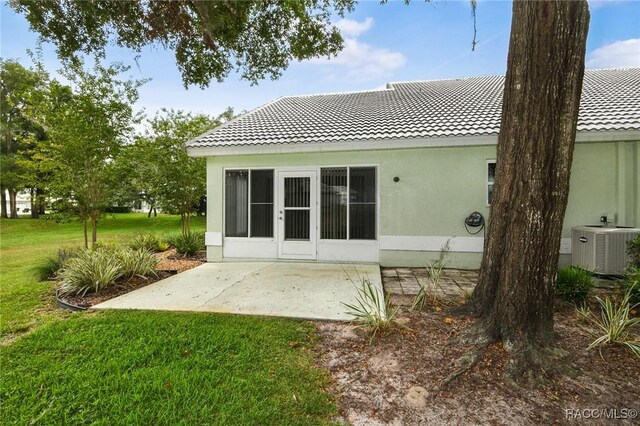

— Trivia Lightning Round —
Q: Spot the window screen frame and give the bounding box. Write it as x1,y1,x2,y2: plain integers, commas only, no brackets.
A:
224,168,275,240
320,165,378,242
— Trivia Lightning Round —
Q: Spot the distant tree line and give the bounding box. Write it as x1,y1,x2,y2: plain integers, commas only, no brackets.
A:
0,58,233,247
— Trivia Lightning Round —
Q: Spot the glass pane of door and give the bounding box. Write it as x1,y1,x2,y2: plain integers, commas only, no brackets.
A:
284,177,310,240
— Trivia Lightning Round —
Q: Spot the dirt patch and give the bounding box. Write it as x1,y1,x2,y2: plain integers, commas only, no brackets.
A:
314,296,640,425
57,249,205,308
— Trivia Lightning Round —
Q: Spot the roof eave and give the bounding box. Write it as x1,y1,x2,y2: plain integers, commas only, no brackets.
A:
186,129,640,158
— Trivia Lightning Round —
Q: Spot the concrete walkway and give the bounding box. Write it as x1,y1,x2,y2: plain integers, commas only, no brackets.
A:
93,262,382,321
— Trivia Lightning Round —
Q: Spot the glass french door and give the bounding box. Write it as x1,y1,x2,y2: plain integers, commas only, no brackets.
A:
277,171,317,260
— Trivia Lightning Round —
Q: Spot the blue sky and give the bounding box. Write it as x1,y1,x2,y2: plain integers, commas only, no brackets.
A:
2,0,639,120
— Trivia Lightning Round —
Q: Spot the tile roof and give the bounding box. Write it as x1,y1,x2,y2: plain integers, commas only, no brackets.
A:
187,68,640,149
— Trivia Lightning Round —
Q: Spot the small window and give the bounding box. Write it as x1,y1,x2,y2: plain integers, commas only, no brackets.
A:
320,166,376,240
321,168,347,239
487,161,496,205
225,169,274,238
349,167,376,240
225,170,248,237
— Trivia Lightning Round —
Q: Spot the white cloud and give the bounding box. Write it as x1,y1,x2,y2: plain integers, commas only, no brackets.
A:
309,17,406,80
587,39,640,68
334,17,374,38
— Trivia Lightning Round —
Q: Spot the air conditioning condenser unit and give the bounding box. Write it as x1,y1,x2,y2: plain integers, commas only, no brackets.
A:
571,226,639,275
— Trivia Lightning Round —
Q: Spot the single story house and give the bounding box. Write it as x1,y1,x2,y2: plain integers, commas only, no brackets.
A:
186,68,640,269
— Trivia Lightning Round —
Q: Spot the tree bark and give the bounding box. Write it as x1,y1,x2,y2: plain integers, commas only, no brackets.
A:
469,0,590,366
1,187,7,218
83,218,89,249
36,188,46,216
181,212,191,236
91,212,98,247
30,188,40,219
9,189,18,218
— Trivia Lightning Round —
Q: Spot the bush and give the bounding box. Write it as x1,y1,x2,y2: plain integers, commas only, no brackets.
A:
620,267,640,307
104,206,132,213
170,232,205,257
586,280,640,358
32,247,82,281
59,250,122,296
413,238,451,311
342,276,398,343
128,233,168,252
58,247,160,295
627,236,640,269
556,266,594,305
116,248,159,280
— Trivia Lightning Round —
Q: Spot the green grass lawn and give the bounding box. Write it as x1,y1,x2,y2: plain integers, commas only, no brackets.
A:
1,311,334,425
0,213,206,336
0,214,336,424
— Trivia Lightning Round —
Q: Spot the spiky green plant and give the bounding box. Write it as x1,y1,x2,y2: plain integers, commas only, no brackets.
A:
32,247,82,281
128,233,165,252
575,305,591,322
58,250,122,296
587,281,640,358
620,267,640,306
556,266,594,305
117,248,159,280
342,276,398,342
413,238,451,310
172,231,205,256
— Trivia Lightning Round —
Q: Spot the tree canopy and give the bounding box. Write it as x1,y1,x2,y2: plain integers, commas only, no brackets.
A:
33,62,143,247
10,0,355,88
0,59,49,218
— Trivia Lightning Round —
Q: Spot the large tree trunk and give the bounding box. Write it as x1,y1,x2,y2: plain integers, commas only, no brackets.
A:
1,187,7,218
9,189,18,218
36,188,46,216
469,0,590,367
83,218,89,249
30,188,40,219
181,212,191,236
91,212,98,247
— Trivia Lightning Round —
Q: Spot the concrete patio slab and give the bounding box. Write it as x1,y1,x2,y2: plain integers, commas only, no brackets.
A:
92,262,382,321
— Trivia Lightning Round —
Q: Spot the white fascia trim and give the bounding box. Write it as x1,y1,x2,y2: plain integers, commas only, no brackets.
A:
187,135,498,157
575,130,640,143
187,130,638,157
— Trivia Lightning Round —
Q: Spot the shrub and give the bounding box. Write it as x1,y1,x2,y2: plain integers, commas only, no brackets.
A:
117,248,159,280
58,250,122,296
32,247,82,281
555,266,594,305
620,267,640,307
627,236,640,269
171,232,205,256
586,281,640,358
413,238,451,311
128,233,168,252
104,206,132,213
343,276,398,342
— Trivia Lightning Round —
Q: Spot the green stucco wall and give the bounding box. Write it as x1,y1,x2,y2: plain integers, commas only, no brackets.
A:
205,139,639,267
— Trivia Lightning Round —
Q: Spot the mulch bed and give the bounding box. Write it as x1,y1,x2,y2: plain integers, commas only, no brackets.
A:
314,293,640,425
56,249,205,309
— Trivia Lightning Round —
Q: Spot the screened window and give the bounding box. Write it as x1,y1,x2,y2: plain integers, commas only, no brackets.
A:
225,170,248,237
321,168,347,239
225,169,274,238
487,161,496,205
321,166,376,240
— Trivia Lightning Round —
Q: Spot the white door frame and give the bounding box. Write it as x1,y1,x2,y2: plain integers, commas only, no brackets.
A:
277,170,317,260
